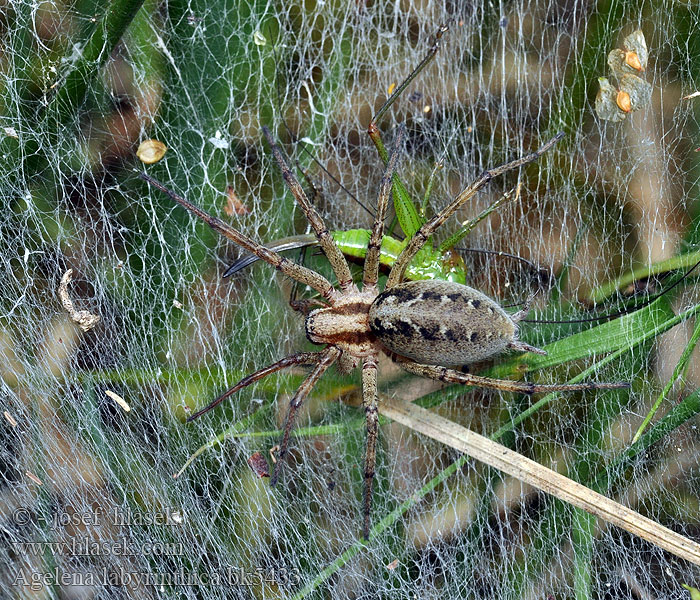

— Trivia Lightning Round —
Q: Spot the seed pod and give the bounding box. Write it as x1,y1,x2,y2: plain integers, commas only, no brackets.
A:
625,50,643,72
137,139,167,164
616,90,632,112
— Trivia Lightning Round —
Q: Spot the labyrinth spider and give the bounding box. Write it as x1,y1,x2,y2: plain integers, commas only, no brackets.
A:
140,26,631,541
141,124,629,539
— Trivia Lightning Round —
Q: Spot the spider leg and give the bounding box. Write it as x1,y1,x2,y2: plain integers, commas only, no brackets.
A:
385,133,565,288
363,125,405,291
368,25,448,163
186,352,324,422
289,298,328,315
396,358,630,394
287,253,330,315
140,173,339,302
271,346,342,487
361,355,380,540
262,127,355,294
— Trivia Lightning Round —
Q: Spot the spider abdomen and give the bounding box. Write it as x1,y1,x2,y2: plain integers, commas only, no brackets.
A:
369,280,516,366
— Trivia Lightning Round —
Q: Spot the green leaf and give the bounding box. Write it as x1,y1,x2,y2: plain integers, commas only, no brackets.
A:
486,295,675,380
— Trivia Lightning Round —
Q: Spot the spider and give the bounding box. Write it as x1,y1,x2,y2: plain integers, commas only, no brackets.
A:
140,123,629,539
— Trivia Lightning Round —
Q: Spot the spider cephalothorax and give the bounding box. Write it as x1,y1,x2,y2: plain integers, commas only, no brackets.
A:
141,123,628,539
304,290,379,360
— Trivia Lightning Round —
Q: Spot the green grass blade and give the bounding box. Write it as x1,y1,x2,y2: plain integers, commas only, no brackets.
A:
632,314,700,442
48,0,145,124
588,250,700,305
487,296,675,381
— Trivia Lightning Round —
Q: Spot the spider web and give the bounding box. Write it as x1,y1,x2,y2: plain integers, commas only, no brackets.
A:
1,0,700,598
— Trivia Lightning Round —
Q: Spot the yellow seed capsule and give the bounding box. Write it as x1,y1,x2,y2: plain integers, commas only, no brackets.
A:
137,139,167,164
625,50,644,72
387,82,396,95
616,90,632,112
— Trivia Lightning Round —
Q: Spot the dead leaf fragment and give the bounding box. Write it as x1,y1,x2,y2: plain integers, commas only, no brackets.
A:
4,411,18,427
26,471,43,485
225,186,249,216
59,269,100,332
105,390,130,412
247,452,270,478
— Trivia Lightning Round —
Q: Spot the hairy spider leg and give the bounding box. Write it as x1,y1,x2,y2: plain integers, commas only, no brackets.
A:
271,346,341,486
363,124,405,290
358,125,404,539
140,173,338,303
396,358,631,393
262,126,356,293
186,352,324,422
368,24,448,165
385,132,566,289
361,356,379,540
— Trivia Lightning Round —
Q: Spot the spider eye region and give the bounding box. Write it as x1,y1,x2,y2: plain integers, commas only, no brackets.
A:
368,280,516,366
